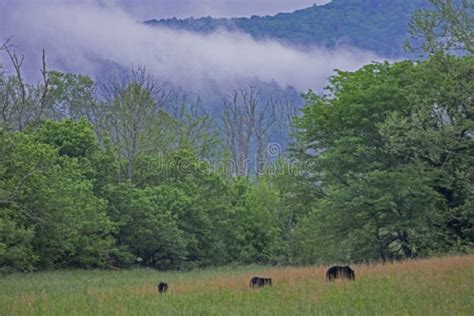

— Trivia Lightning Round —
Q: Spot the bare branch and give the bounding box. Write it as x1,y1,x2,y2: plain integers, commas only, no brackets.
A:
39,49,49,109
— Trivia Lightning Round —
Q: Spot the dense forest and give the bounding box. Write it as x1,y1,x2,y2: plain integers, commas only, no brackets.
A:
0,0,473,272
148,0,428,57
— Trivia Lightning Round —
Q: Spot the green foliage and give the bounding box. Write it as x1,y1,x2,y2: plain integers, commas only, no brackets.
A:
46,71,97,120
1,0,473,272
407,0,474,55
0,126,114,271
0,210,37,273
224,179,283,264
379,54,474,251
293,55,473,264
106,184,187,269
2,56,472,271
34,119,98,159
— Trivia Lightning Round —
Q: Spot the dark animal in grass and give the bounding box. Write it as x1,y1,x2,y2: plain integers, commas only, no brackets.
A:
326,266,355,281
249,277,273,288
157,282,169,293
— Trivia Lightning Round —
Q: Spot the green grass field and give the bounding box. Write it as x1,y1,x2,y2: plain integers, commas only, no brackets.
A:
1,256,473,315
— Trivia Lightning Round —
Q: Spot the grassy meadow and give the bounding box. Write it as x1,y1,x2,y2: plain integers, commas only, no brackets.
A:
1,255,473,315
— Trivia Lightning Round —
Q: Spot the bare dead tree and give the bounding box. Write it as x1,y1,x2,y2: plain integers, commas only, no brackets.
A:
37,49,49,123
279,93,299,131
0,38,50,131
254,97,276,174
223,89,251,175
98,67,173,182
167,88,218,158
221,85,279,176
98,66,170,106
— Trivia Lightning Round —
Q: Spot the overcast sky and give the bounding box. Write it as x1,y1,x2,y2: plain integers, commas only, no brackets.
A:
0,0,331,21
115,0,331,19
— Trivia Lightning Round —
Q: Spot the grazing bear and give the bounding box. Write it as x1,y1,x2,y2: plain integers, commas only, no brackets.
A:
157,282,169,293
249,276,273,288
326,266,355,281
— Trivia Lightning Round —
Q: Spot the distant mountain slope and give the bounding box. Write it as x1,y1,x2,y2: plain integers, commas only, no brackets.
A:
146,0,428,57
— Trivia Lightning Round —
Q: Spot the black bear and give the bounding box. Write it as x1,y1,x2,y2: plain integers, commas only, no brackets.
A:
249,276,273,288
326,266,355,281
157,282,169,293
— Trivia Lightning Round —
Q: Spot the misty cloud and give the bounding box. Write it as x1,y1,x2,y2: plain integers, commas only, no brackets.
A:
1,0,381,93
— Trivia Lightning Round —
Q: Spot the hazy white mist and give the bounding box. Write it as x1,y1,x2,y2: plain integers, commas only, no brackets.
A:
0,0,380,93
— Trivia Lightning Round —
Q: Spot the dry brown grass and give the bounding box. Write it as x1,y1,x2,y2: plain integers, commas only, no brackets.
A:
2,255,473,315
152,255,474,294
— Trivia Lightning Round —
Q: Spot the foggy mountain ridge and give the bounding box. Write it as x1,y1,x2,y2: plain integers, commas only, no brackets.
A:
147,0,429,57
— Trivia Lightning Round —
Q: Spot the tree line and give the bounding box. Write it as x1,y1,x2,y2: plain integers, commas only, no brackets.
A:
0,0,472,272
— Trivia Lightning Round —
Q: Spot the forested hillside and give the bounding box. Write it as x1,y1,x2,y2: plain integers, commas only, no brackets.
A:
0,0,472,273
147,0,428,57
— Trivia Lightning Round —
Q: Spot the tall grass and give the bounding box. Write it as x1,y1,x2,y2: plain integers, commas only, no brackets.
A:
1,256,473,315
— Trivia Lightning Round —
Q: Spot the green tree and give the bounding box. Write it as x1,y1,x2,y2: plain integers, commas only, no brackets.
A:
407,0,474,55
107,184,187,269
293,56,473,263
379,55,474,251
46,71,98,122
0,122,114,271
